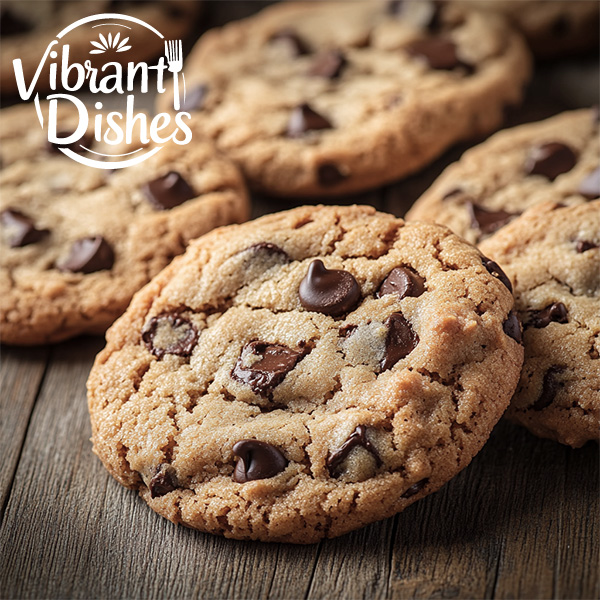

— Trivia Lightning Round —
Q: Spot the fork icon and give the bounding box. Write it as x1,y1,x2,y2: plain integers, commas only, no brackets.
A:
165,40,183,110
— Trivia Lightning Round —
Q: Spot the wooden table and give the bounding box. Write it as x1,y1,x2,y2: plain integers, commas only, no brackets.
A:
1,3,599,599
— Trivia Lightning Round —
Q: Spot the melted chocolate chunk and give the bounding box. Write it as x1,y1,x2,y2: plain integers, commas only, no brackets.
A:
142,313,199,359
481,255,513,293
0,8,32,36
232,440,287,482
149,464,177,498
47,131,93,154
578,167,600,200
181,84,208,112
308,50,347,79
532,367,564,411
142,171,195,210
406,38,463,71
377,267,425,300
232,341,309,397
388,0,441,31
551,15,570,37
58,236,114,273
317,163,347,186
327,425,382,474
401,478,428,498
299,260,361,316
242,242,289,261
1,209,49,247
525,142,577,181
270,28,310,56
287,103,332,138
468,203,519,235
503,312,522,344
530,302,568,328
576,240,599,253
381,312,419,371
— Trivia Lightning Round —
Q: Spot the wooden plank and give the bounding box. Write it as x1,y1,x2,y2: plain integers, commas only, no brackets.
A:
0,345,49,517
491,430,599,600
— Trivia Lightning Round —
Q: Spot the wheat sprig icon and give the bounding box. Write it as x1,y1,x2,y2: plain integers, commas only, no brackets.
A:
89,32,131,54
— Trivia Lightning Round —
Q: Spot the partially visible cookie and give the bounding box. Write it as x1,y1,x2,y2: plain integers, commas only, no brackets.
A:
454,0,599,59
0,102,249,345
157,0,531,197
479,201,600,448
88,204,523,543
1,0,201,95
406,109,599,245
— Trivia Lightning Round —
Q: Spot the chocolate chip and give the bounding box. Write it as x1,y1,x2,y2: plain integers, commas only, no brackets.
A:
1,209,49,247
0,8,32,36
243,242,289,261
406,38,460,70
388,0,441,31
142,313,199,359
503,312,522,344
47,131,93,154
287,103,332,138
381,312,419,371
308,50,347,79
232,440,287,482
270,28,310,56
551,15,570,37
401,478,428,498
299,259,361,316
525,142,577,181
530,302,568,328
58,236,114,273
467,202,519,235
317,163,347,187
576,240,598,253
578,167,600,200
327,425,382,475
481,255,513,293
232,341,309,397
377,267,425,300
181,84,208,112
532,366,564,411
149,464,177,498
142,171,196,210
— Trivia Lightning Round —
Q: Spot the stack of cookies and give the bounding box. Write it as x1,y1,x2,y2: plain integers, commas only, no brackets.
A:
1,0,598,543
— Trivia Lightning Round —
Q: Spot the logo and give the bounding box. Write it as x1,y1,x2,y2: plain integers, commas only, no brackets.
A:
12,13,192,169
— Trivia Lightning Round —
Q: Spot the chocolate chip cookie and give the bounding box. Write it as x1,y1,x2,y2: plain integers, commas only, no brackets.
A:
156,0,531,197
479,201,600,448
0,102,249,345
406,109,599,245
1,0,201,96
87,204,523,543
454,0,600,59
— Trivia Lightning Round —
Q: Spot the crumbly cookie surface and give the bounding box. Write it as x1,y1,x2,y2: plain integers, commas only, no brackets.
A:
0,102,249,345
454,0,599,59
479,202,600,448
157,0,531,197
88,205,523,543
1,0,201,95
406,109,599,244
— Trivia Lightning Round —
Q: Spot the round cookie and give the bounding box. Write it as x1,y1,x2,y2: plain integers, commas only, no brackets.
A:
454,0,600,59
87,205,523,543
156,1,531,197
406,109,600,245
0,102,249,345
1,0,201,96
479,201,600,448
